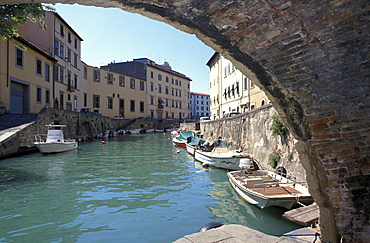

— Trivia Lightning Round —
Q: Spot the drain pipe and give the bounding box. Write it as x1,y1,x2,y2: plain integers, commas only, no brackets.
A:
6,39,9,88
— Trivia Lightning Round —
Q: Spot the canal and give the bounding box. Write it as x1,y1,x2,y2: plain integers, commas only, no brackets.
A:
0,133,302,242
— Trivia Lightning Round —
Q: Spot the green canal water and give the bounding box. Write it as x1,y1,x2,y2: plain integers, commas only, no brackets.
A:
0,133,301,242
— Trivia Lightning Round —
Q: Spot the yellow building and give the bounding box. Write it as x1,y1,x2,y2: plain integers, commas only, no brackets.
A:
0,37,56,114
84,63,147,119
101,58,192,120
2,11,192,121
17,11,84,112
206,52,269,119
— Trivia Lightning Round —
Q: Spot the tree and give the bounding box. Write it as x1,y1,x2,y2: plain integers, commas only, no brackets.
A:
0,4,54,40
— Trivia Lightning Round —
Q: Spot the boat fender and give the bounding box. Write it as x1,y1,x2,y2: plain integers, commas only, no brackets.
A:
198,221,224,232
275,166,287,177
101,141,106,144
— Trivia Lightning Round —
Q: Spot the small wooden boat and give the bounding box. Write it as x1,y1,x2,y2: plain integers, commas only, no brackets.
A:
227,170,313,209
194,147,250,170
34,124,78,153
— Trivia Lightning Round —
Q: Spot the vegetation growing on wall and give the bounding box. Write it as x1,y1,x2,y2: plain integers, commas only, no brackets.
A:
270,114,287,137
268,150,281,169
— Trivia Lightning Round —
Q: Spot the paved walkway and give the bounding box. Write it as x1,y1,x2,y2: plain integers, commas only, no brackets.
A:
0,122,35,143
174,225,321,243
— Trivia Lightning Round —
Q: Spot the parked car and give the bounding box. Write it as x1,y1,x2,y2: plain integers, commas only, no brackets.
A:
80,108,102,116
200,117,210,121
112,115,124,119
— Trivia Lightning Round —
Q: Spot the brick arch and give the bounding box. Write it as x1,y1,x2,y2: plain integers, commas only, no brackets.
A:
6,0,370,241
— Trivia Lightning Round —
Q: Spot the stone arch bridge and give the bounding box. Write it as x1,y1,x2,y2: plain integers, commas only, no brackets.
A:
3,0,370,242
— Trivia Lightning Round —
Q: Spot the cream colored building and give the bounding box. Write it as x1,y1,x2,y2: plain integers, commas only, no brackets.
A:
83,63,147,119
0,37,56,114
17,12,84,112
101,58,191,120
206,52,269,119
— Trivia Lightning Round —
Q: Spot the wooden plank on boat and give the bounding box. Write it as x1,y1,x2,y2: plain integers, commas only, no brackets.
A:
282,203,319,226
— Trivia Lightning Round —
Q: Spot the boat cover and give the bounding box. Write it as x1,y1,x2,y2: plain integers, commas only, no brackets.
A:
178,131,196,141
187,136,205,146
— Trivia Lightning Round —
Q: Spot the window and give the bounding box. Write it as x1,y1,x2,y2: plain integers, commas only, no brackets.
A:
244,77,248,90
68,32,72,43
74,74,78,89
140,81,144,91
150,82,154,91
93,95,100,109
67,71,72,88
67,49,71,62
83,93,87,107
60,92,64,109
119,76,125,87
54,65,59,82
84,66,87,79
60,44,64,58
45,63,50,82
158,74,162,81
165,86,169,94
74,38,77,49
158,85,162,93
74,53,78,67
54,40,59,56
60,24,64,37
150,96,154,105
140,101,144,113
36,86,42,103
130,78,135,89
36,58,42,76
166,76,169,82
59,67,64,83
107,73,113,84
93,69,100,82
175,79,178,85
179,90,182,97
130,100,135,112
15,47,23,68
107,97,113,110
150,71,154,79
45,89,50,105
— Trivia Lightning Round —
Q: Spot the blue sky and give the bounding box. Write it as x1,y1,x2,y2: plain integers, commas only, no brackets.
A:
54,4,214,94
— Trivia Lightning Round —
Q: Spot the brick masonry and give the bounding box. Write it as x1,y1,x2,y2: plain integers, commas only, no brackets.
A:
2,0,370,241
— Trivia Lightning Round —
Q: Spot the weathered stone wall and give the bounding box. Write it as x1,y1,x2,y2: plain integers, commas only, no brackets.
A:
2,0,370,241
0,108,183,159
199,105,307,182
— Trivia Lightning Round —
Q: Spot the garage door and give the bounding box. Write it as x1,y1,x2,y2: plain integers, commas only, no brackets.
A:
10,82,26,114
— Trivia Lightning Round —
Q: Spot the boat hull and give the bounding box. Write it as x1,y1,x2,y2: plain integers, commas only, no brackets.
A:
227,170,313,209
186,143,196,155
194,150,246,170
35,142,78,153
173,138,186,147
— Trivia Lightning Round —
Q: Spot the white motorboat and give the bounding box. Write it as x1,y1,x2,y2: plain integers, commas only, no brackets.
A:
34,124,78,153
227,170,313,209
194,147,250,170
185,136,205,155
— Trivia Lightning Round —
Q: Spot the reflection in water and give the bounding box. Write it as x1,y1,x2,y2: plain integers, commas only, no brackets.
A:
0,133,302,242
